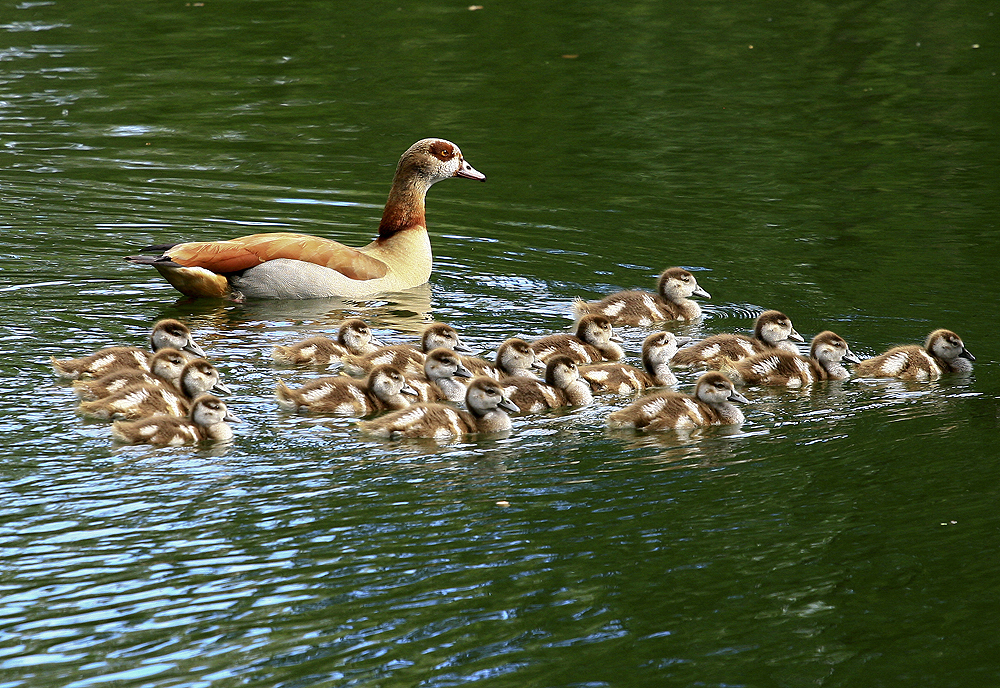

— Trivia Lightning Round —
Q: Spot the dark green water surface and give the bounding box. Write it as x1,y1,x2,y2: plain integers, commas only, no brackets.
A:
3,1,999,686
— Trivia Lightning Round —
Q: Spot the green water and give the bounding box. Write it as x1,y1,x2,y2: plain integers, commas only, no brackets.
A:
3,1,999,686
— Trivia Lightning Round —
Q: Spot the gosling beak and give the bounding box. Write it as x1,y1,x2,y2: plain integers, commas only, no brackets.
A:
453,340,475,354
842,350,862,365
498,396,520,414
693,286,711,299
211,380,232,395
401,383,420,397
675,336,693,346
729,389,750,404
960,348,975,361
789,328,806,343
184,341,208,358
454,363,474,379
455,159,486,181
224,409,242,424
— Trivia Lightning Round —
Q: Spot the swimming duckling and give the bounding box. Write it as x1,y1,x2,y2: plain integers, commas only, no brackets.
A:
77,358,229,420
572,267,710,325
725,331,860,387
580,331,688,394
854,329,974,380
275,364,417,415
530,314,625,365
111,394,239,445
359,376,518,439
52,319,206,379
502,355,594,414
71,347,189,400
406,348,474,402
271,319,384,366
672,310,804,369
607,371,749,431
341,322,472,376
495,338,546,380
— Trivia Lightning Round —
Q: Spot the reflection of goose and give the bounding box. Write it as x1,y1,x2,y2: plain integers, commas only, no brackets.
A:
360,377,518,439
573,267,710,325
673,310,803,369
608,372,748,431
52,319,206,379
111,394,239,445
725,331,860,387
855,329,974,380
126,139,485,299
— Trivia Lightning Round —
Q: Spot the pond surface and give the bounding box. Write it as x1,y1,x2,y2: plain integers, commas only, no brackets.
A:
3,1,999,686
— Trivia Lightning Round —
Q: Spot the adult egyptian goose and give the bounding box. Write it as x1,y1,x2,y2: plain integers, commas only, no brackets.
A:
502,355,593,414
580,331,687,394
77,358,229,420
271,319,384,366
672,310,804,369
854,329,974,380
406,348,474,402
725,331,860,387
341,322,472,376
572,267,710,325
111,394,239,445
530,314,625,365
359,376,518,439
607,371,749,431
72,347,189,400
52,319,206,379
274,364,417,415
126,139,485,300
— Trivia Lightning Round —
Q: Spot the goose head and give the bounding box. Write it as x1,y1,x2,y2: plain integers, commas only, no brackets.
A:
367,364,418,402
189,394,240,428
496,338,544,376
657,267,711,302
641,331,688,369
421,323,473,353
695,371,749,407
178,359,230,397
147,348,189,384
150,319,206,357
465,376,519,417
810,331,861,367
755,310,804,346
925,329,974,363
575,314,621,347
338,319,383,354
423,347,474,382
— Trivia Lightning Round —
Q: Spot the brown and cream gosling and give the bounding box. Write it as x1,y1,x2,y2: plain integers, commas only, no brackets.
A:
341,322,473,376
52,319,206,379
854,329,974,381
271,319,384,366
530,314,624,365
502,355,594,414
494,338,546,380
724,331,859,387
275,364,417,415
77,358,229,420
580,331,688,394
572,267,710,325
111,394,239,445
607,371,749,431
672,310,804,369
72,347,189,400
406,348,475,402
359,376,518,439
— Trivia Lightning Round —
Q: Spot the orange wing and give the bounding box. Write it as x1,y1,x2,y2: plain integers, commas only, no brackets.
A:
165,233,389,280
